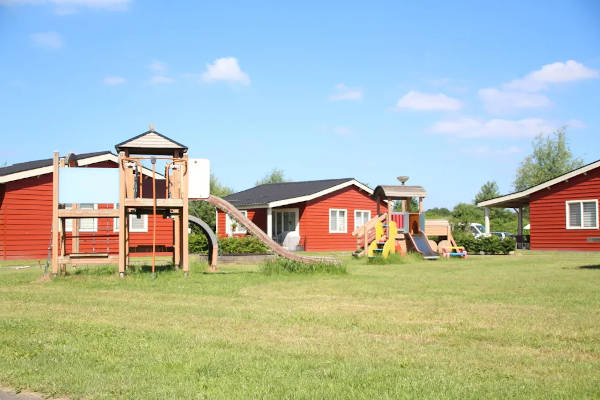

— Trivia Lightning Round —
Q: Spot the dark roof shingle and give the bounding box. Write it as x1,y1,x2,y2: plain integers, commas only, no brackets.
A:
223,178,360,206
0,151,112,177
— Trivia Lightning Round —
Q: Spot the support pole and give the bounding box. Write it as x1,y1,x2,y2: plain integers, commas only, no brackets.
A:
484,207,490,235
182,155,189,276
518,206,523,249
151,157,157,279
118,152,126,278
266,207,273,239
51,152,59,277
72,204,79,254
173,212,181,266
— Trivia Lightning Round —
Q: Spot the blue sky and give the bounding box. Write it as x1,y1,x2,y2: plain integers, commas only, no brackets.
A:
1,0,599,208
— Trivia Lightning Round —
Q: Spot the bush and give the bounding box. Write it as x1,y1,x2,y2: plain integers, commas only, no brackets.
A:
219,236,270,255
454,233,516,255
189,234,270,255
259,258,346,275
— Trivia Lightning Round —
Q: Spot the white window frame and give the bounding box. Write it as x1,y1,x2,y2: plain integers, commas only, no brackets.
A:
272,208,300,236
113,204,148,233
63,203,73,232
565,199,598,230
226,210,248,235
354,210,371,230
329,208,348,234
79,203,98,233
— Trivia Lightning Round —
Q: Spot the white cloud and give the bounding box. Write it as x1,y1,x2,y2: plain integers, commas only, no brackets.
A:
333,126,355,137
103,76,125,85
567,119,586,129
1,0,132,12
395,91,462,111
149,60,166,73
30,31,62,49
330,84,362,101
149,75,174,84
505,60,599,92
430,117,558,138
202,57,250,85
478,88,551,113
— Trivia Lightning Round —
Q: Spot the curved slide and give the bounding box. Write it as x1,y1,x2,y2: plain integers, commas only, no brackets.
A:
406,231,439,260
205,195,340,264
188,215,218,268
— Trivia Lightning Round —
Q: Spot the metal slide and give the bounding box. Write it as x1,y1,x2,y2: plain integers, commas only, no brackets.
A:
406,231,439,260
205,195,340,264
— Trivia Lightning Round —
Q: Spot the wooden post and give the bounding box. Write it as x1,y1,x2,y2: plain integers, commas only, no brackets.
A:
401,199,406,212
419,197,423,213
386,197,391,234
484,207,490,235
51,152,59,277
118,152,126,277
182,155,189,275
72,204,79,254
173,213,181,266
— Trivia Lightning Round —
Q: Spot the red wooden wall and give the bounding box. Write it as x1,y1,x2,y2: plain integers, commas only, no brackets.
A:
530,166,600,251
216,185,386,251
0,161,174,260
299,186,385,251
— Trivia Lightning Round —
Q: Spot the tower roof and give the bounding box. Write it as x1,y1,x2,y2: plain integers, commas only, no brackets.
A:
115,128,188,155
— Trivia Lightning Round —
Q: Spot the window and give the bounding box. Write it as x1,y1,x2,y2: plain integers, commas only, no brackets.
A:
113,204,148,233
566,200,598,229
63,203,73,232
226,211,247,235
354,210,371,230
329,209,347,233
273,209,299,237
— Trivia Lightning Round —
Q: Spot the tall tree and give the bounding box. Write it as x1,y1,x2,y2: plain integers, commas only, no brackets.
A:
189,174,233,231
255,168,288,185
514,128,584,191
473,181,500,205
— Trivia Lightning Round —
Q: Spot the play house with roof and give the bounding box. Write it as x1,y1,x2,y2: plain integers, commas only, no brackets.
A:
216,178,387,251
478,160,600,251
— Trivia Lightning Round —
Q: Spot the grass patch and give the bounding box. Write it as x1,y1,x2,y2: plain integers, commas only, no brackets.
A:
259,257,347,275
367,252,424,265
0,251,599,399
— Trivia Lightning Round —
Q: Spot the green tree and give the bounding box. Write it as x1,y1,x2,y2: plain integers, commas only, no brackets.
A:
256,168,288,185
473,181,500,205
424,207,451,219
392,198,419,212
451,203,484,231
514,128,584,191
189,174,233,231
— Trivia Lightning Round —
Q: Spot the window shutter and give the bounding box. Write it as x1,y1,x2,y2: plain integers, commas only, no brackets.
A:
583,201,597,228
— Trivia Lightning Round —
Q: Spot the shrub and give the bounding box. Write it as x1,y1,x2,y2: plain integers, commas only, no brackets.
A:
259,258,346,275
455,234,516,255
189,234,270,255
218,236,270,255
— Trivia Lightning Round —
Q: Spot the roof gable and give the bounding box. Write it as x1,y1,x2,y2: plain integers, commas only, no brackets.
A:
115,129,187,155
224,178,374,208
478,160,600,208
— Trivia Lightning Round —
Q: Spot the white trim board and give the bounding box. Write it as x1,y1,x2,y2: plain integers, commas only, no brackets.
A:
0,152,164,184
268,180,373,208
478,160,600,208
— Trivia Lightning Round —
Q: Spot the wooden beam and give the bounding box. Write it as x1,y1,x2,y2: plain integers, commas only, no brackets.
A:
123,198,185,208
182,156,189,275
51,152,59,276
58,208,119,218
118,151,126,277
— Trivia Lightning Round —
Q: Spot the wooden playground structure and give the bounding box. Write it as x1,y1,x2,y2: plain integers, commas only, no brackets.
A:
352,178,458,260
51,129,210,278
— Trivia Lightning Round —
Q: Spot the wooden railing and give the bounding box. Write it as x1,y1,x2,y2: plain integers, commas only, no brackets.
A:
352,213,387,256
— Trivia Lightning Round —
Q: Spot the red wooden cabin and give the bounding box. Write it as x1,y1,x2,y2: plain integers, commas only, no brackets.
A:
216,178,387,251
478,160,600,251
0,151,174,260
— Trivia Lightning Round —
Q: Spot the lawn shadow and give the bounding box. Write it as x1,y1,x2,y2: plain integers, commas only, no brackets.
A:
579,265,600,270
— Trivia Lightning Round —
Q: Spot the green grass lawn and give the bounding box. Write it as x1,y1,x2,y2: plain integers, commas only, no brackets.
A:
1,252,599,399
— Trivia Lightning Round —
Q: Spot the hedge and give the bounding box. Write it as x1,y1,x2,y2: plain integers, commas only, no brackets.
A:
189,233,270,255
454,233,516,255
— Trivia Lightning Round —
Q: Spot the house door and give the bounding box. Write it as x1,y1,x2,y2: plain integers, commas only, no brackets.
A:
273,209,299,238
